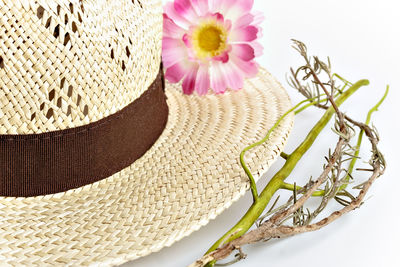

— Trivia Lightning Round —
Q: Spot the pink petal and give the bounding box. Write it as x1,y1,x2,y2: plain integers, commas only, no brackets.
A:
209,0,224,13
162,37,187,67
214,51,230,63
231,55,259,78
224,19,232,32
251,11,265,25
182,64,200,95
210,56,257,93
250,41,264,57
233,0,254,13
210,62,229,94
165,61,191,83
223,0,254,21
220,62,244,90
163,14,185,39
211,12,225,23
256,25,263,38
182,33,191,48
174,0,199,22
233,14,254,30
212,0,237,14
195,65,210,95
164,2,190,28
192,0,209,16
231,44,255,61
230,25,258,42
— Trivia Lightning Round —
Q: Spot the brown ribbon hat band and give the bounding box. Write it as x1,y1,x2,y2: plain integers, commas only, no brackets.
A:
0,67,168,197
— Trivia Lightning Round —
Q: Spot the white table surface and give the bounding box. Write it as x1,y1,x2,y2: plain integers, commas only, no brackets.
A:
124,0,400,266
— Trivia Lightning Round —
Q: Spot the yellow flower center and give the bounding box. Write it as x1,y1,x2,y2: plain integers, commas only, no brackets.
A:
192,22,228,60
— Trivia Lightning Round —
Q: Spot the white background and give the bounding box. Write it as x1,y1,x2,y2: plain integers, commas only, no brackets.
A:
124,0,400,266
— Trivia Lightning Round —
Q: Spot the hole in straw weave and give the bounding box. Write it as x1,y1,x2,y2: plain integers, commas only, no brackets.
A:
45,17,51,28
77,94,82,106
83,105,89,116
57,5,61,16
69,3,74,14
72,21,78,33
126,46,130,58
40,103,45,111
64,33,71,46
57,97,62,108
78,12,83,23
60,77,66,88
79,0,85,13
0,56,4,69
31,113,36,120
65,14,69,24
49,89,55,101
67,85,73,97
53,25,60,38
132,0,143,8
46,108,54,119
37,6,45,19
111,49,114,59
122,61,126,71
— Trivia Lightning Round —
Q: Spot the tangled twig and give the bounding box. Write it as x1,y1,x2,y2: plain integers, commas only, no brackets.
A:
190,40,388,267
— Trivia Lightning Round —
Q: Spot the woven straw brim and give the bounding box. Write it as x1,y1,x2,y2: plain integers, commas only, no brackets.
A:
0,68,293,266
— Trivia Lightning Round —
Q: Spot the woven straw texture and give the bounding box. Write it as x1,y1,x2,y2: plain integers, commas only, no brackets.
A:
0,0,162,134
0,68,294,266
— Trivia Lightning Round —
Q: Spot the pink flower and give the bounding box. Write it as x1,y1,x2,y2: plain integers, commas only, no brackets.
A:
162,0,264,95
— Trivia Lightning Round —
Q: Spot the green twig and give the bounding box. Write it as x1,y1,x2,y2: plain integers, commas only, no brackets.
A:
280,182,348,197
294,93,340,115
340,85,389,190
242,89,348,203
280,182,325,197
240,92,340,203
333,73,353,87
280,152,290,160
279,86,389,198
205,80,369,265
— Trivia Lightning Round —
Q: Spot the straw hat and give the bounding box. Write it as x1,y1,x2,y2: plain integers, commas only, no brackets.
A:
0,0,293,266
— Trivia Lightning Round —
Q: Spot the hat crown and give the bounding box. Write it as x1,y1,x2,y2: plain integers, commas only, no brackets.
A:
0,0,162,134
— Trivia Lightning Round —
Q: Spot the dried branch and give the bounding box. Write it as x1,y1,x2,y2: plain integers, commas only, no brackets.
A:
192,40,388,267
190,128,384,267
